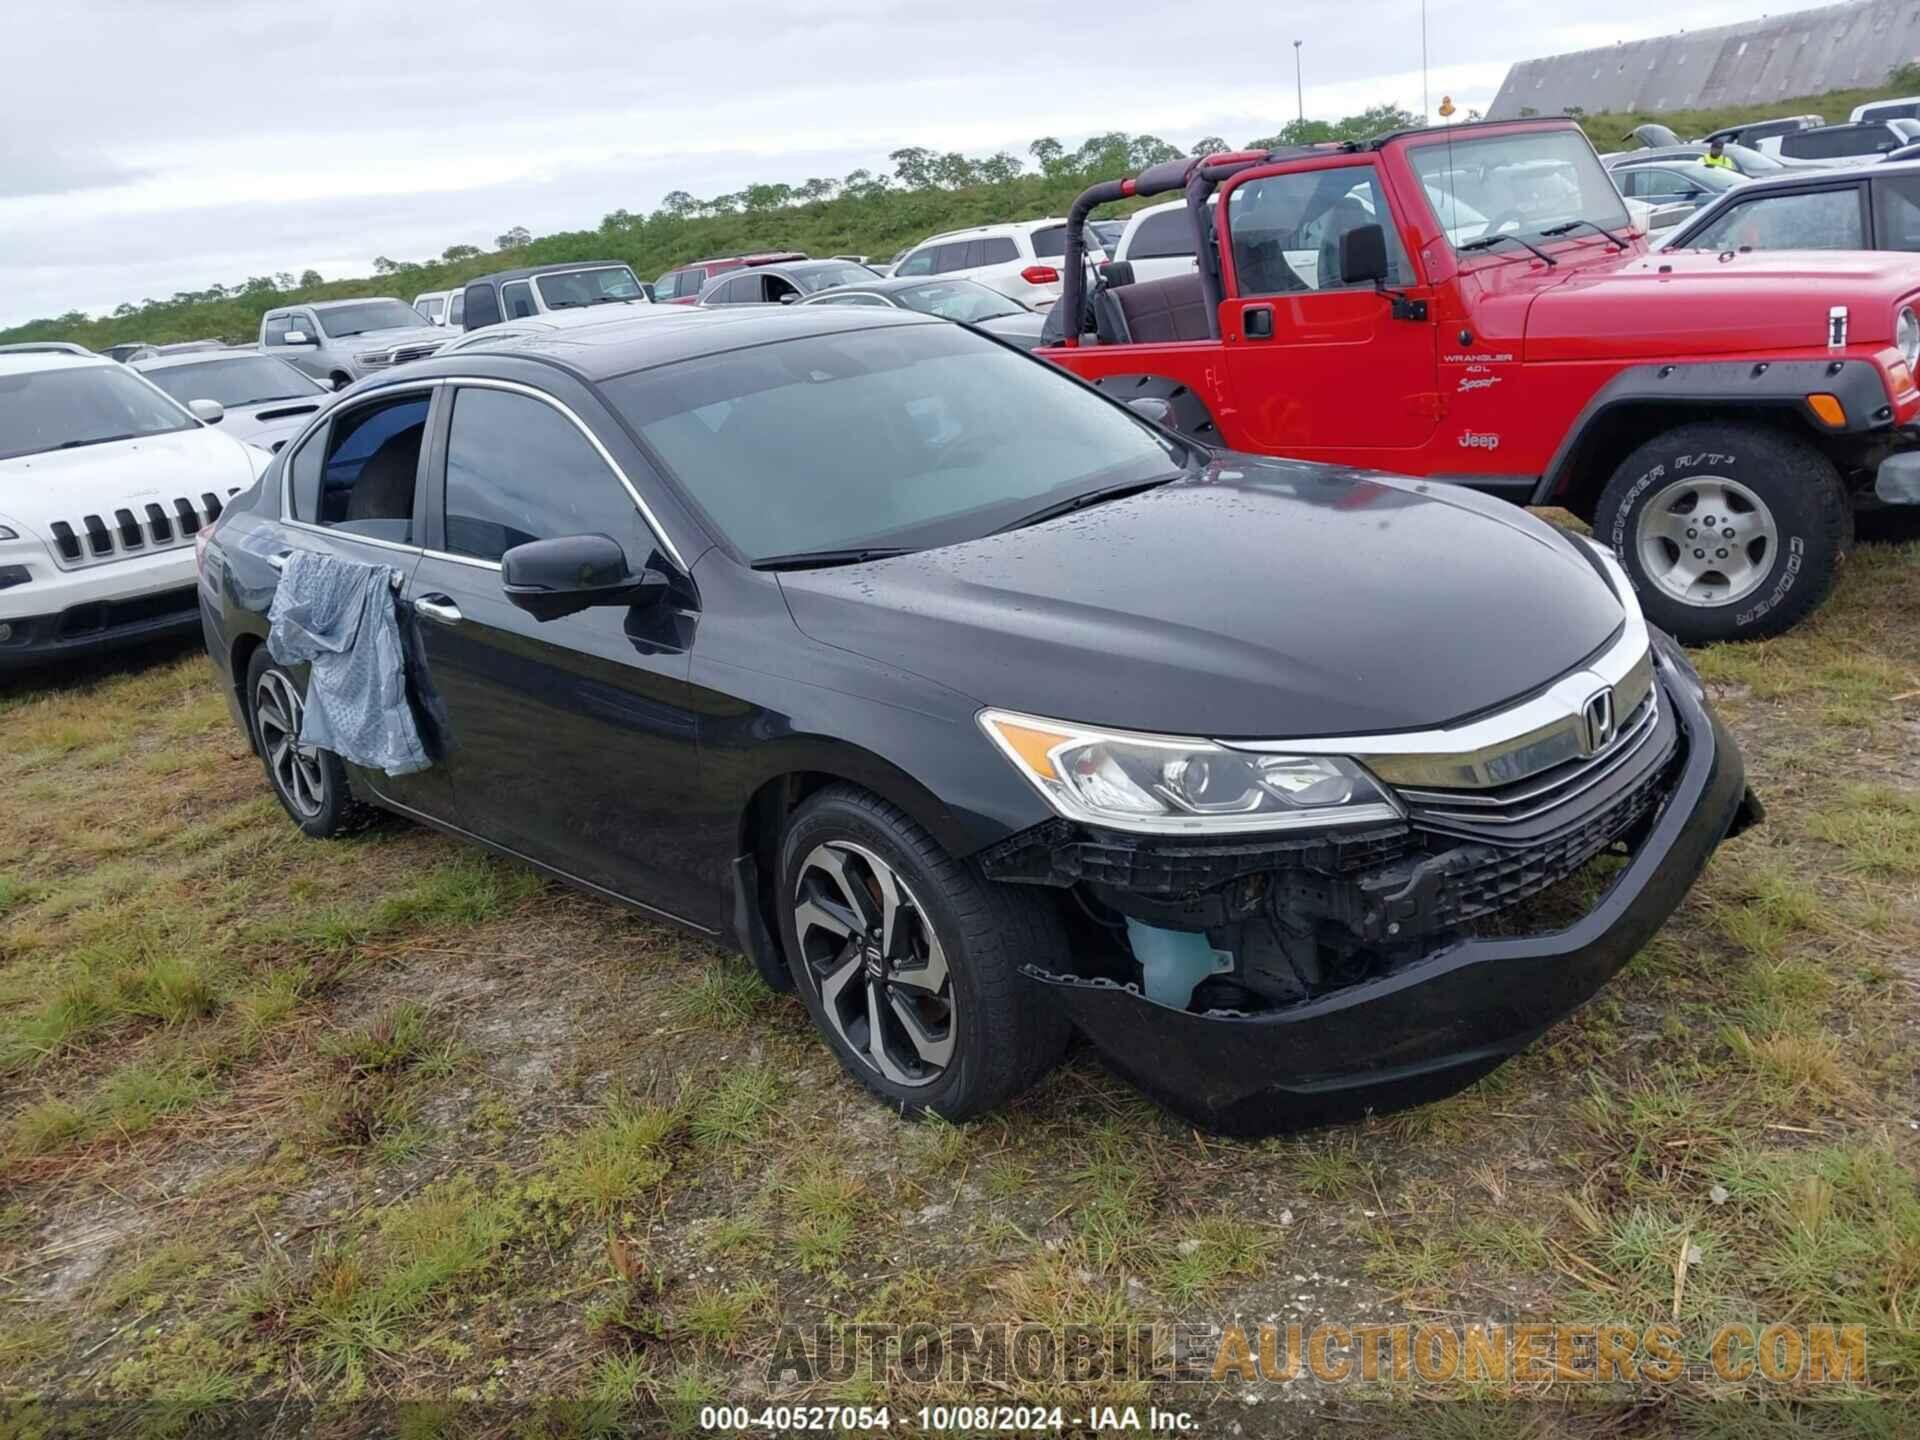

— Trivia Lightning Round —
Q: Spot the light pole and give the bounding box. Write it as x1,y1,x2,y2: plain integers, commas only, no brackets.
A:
1293,40,1304,124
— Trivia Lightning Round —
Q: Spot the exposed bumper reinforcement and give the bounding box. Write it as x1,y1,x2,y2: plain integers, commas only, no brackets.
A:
1027,646,1753,1136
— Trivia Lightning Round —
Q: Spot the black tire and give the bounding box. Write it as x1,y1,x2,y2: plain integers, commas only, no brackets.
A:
1593,422,1849,644
245,647,363,839
1090,374,1220,444
329,373,352,392
776,785,1071,1121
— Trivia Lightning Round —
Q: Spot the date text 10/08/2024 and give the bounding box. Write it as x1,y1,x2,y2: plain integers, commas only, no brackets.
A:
698,1407,1197,1432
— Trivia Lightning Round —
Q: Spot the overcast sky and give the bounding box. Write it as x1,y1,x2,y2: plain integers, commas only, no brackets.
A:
3,0,1767,327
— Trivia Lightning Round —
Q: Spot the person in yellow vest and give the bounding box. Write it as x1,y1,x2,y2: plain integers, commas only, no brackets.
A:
1702,139,1737,172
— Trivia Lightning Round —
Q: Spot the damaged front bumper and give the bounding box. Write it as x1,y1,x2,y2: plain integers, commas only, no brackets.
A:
1006,643,1755,1135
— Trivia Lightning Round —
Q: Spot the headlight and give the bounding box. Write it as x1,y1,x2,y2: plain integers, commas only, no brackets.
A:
1899,306,1920,369
979,709,1402,835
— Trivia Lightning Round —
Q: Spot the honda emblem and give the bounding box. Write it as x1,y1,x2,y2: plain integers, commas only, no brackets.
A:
1582,688,1617,754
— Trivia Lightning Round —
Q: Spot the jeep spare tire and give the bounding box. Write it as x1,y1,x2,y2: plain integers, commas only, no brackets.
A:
1594,422,1849,645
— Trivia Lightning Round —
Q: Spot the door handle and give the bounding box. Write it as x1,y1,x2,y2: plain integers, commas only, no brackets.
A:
414,595,463,626
1244,305,1274,340
268,551,290,571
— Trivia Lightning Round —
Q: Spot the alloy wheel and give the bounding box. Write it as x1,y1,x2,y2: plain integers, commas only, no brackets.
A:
254,670,327,819
1634,475,1779,607
792,841,955,1088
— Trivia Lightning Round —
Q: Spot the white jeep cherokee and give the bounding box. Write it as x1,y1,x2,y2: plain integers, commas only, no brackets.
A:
1,351,269,671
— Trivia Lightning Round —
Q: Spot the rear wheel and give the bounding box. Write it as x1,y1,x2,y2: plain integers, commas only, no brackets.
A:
1594,422,1849,644
777,785,1070,1121
246,648,362,838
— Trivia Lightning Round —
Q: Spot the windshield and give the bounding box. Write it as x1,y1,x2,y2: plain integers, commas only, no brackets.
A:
317,301,425,337
890,280,1024,321
603,323,1185,561
0,365,196,462
535,266,645,309
141,356,325,407
1408,128,1632,250
794,263,878,294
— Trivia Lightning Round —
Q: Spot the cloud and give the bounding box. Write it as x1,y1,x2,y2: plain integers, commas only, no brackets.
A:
0,142,147,200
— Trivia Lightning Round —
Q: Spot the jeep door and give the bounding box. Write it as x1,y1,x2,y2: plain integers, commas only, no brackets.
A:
404,376,711,926
1216,158,1440,462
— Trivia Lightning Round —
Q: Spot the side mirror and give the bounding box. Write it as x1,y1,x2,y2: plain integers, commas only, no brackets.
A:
777,291,800,305
1339,224,1390,287
1101,260,1136,288
501,533,659,622
283,330,313,346
1126,397,1174,426
187,398,225,424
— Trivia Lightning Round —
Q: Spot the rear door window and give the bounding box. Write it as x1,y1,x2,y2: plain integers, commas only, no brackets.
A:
289,391,431,543
501,281,537,319
1688,187,1865,250
931,242,972,273
1128,208,1195,259
977,236,1018,265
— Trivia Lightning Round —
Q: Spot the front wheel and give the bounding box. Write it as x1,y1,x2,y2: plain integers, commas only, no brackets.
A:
776,785,1071,1121
1593,422,1850,644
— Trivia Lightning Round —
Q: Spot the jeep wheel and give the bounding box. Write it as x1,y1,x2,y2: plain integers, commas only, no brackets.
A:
776,785,1071,1122
1594,422,1849,644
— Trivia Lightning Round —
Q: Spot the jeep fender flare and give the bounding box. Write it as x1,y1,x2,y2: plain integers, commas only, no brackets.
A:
1088,373,1221,444
1535,358,1893,509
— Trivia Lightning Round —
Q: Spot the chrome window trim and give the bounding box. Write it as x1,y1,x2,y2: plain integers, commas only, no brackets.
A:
1222,548,1656,792
439,376,690,573
423,547,500,572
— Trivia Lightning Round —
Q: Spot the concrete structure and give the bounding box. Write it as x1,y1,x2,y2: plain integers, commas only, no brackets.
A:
1489,0,1920,119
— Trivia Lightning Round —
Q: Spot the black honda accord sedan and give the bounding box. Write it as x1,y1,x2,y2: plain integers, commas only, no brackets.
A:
199,306,1758,1134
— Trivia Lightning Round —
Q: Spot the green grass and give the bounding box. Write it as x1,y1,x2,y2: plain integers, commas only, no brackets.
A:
548,1094,681,1220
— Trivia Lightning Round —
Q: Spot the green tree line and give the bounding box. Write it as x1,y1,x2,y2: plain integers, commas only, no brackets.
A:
0,110,1419,350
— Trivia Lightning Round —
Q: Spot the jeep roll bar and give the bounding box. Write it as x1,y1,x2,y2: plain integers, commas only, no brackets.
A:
1057,149,1287,348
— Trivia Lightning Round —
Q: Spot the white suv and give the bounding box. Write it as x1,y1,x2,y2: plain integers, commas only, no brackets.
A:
891,219,1104,309
0,352,268,670
1112,197,1217,284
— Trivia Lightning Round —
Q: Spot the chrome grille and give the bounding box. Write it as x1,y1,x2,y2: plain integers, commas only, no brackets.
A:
45,488,241,569
1396,689,1664,830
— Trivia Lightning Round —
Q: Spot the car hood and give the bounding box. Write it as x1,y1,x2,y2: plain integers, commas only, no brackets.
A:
1524,247,1920,360
778,457,1626,738
0,426,263,533
340,324,448,351
976,311,1049,349
215,397,327,449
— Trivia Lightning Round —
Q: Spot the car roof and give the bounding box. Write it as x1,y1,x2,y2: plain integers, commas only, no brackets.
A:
130,347,279,371
0,350,112,376
402,305,942,385
809,275,996,296
464,261,635,286
308,297,408,311
914,218,1070,244
1693,155,1920,196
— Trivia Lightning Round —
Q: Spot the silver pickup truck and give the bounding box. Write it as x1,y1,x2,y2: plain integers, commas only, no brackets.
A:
257,298,449,390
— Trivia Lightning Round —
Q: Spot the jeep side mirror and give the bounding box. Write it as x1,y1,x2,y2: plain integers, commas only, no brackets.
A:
1339,224,1390,287
501,533,665,622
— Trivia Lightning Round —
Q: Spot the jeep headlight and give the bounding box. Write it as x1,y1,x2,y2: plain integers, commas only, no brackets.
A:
980,710,1401,834
1899,306,1920,369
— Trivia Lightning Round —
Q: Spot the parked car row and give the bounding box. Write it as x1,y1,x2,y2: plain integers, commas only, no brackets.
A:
29,110,1920,1136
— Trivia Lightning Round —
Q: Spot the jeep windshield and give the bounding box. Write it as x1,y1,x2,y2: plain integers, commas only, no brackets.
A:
0,365,196,462
1406,128,1632,252
140,356,326,408
535,266,646,309
316,301,426,337
604,320,1187,563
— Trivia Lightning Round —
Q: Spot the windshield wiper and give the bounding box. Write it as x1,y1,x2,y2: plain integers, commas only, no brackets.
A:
1540,218,1629,247
752,546,916,571
995,473,1184,534
56,433,140,450
1458,232,1558,266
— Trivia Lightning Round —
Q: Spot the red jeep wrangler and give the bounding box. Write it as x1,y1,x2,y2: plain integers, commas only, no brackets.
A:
1041,118,1920,643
